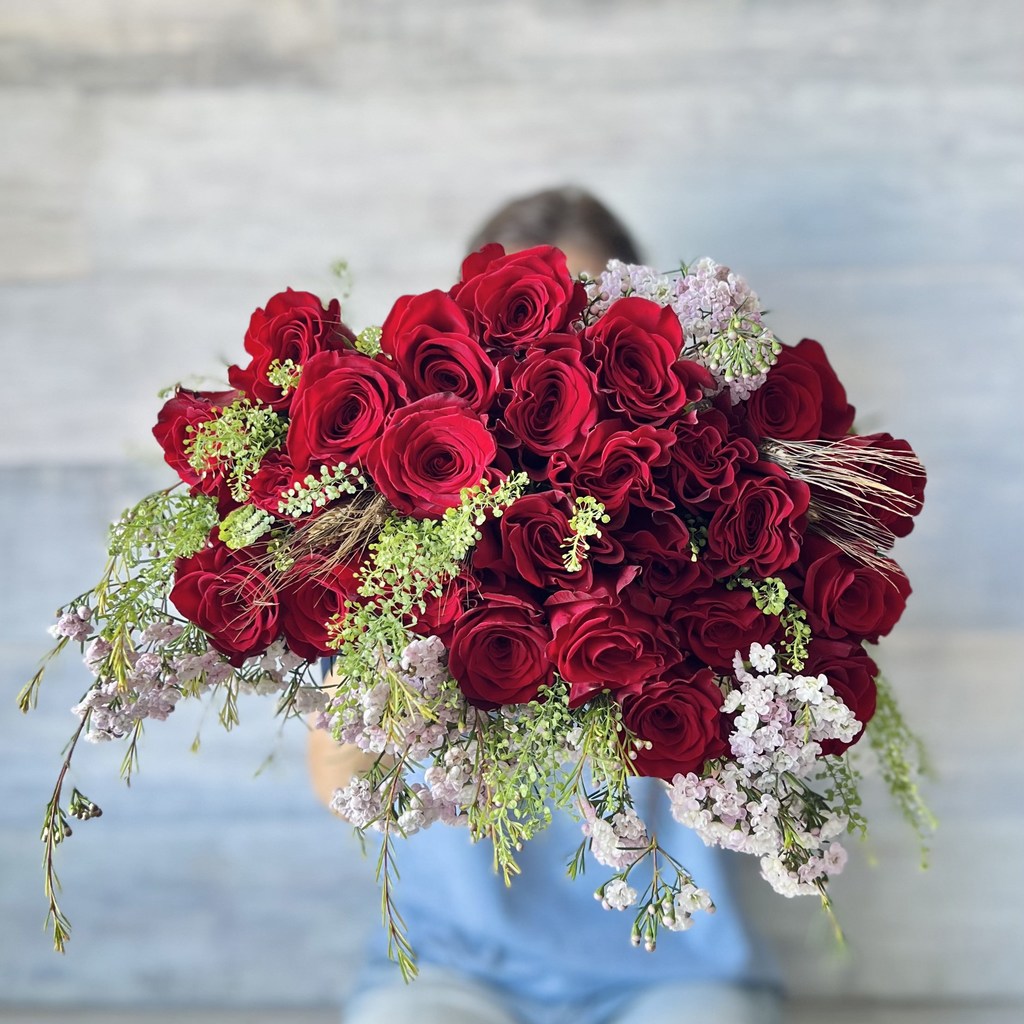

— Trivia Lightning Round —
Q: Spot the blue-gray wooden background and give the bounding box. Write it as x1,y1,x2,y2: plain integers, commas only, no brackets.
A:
1,2,1022,1021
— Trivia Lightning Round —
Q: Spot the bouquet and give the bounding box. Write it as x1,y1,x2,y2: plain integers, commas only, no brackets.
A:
23,244,931,975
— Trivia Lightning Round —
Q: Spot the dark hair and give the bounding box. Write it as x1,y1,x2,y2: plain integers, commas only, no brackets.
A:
467,186,642,265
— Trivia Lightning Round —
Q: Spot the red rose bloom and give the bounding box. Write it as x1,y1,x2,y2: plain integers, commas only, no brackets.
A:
246,449,300,519
620,670,728,780
673,585,780,672
365,393,498,519
804,638,879,755
380,290,498,414
742,338,855,441
549,420,675,526
451,244,586,351
170,538,279,666
152,388,239,494
620,510,711,617
228,289,355,411
287,349,407,473
791,534,910,644
547,596,677,707
278,554,361,661
585,297,712,426
704,462,810,578
667,407,759,511
502,334,599,463
408,573,476,648
448,593,552,708
473,490,591,592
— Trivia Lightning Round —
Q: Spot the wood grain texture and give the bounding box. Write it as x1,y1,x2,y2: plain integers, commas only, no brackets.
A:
0,0,1021,1015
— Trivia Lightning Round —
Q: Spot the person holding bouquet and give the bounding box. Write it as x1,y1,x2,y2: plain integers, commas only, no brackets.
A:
309,186,784,1024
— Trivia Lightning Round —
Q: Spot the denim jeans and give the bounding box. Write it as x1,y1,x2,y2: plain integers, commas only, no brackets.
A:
343,964,783,1024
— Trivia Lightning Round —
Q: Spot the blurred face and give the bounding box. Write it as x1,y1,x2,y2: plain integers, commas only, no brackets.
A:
503,239,614,279
555,240,614,278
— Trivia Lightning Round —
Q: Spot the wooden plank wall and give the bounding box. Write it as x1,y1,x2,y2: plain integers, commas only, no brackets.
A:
1,2,1021,1019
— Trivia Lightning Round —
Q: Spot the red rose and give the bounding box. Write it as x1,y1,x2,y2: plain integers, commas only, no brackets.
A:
585,297,712,425
816,433,926,543
152,388,239,494
804,638,879,755
365,393,498,519
743,338,854,441
704,462,810,578
791,535,910,644
672,585,780,672
451,244,586,351
667,407,760,512
287,349,407,473
246,449,301,518
448,593,552,708
620,510,711,617
170,537,279,666
473,490,591,591
228,289,355,411
380,290,498,414
408,573,476,648
620,670,728,780
502,334,599,464
278,554,360,661
547,596,678,707
549,420,675,526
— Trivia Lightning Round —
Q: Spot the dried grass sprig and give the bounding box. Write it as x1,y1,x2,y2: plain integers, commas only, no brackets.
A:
762,437,925,578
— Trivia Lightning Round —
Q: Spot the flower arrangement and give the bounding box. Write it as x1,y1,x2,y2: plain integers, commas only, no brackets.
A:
23,245,931,975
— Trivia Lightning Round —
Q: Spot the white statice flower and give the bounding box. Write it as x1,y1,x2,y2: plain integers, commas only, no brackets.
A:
819,814,848,842
580,801,650,871
292,686,329,714
821,842,849,875
136,685,180,722
760,853,820,898
400,635,447,682
360,681,390,725
49,607,93,643
792,672,827,705
749,643,777,674
599,878,639,912
672,258,779,402
425,742,478,804
585,261,676,321
200,651,234,687
667,644,859,899
733,708,761,738
330,777,384,829
675,882,715,916
248,640,305,692
83,638,112,674
327,639,466,766
132,652,163,682
277,644,307,674
395,784,443,836
171,653,207,686
72,671,183,740
662,912,695,932
140,619,184,645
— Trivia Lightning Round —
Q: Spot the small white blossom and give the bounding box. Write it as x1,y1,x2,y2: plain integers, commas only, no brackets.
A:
600,878,639,911
749,643,777,674
667,644,860,899
49,607,93,643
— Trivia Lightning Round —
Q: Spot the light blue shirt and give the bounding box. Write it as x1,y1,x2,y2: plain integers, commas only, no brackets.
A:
318,662,780,1005
359,779,779,1004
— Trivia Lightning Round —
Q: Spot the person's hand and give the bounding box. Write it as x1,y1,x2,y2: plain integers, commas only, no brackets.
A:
305,670,379,811
306,725,379,812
